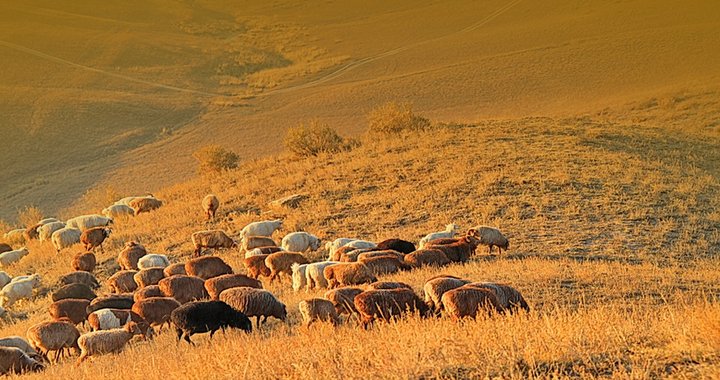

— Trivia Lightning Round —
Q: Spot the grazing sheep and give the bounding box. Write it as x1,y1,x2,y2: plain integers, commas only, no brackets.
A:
171,300,252,345
202,194,220,220
265,252,309,283
0,272,11,289
291,263,308,292
137,254,170,270
366,281,413,290
324,287,364,315
49,299,91,325
240,220,283,240
158,275,209,304
418,224,460,249
87,309,153,339
241,236,277,252
133,268,165,288
129,196,163,215
113,196,140,206
185,256,232,280
423,276,471,313
0,247,29,267
356,249,403,261
344,240,377,250
244,246,283,258
0,244,11,254
118,241,147,270
37,220,66,242
298,298,340,326
335,246,365,262
134,285,163,302
71,252,96,272
304,261,341,290
281,232,321,253
219,287,287,329
80,227,111,253
76,322,143,365
51,227,82,253
86,294,135,314
191,230,237,256
464,283,530,313
424,236,482,263
0,274,40,307
57,271,99,289
354,288,430,327
358,255,410,275
65,215,113,232
52,283,96,302
0,337,40,360
107,270,138,293
375,238,416,254
163,263,186,277
324,238,356,260
131,297,181,330
404,249,451,268
441,286,503,320
205,274,262,300
468,227,510,255
101,204,134,219
0,347,44,375
26,320,80,363
324,263,377,289
243,254,271,279
2,230,25,245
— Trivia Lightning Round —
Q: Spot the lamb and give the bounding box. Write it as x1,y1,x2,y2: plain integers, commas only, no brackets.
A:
86,294,135,314
158,275,209,304
51,227,82,253
101,204,134,219
134,285,163,302
0,247,29,267
323,263,377,289
467,226,510,255
324,287,364,315
464,282,530,313
354,288,430,328
244,246,283,258
240,219,283,240
171,300,252,345
133,268,165,288
205,274,262,300
366,281,413,290
163,263,186,277
107,270,138,293
424,235,482,263
202,194,220,220
26,320,80,363
0,272,11,289
304,261,341,290
241,236,277,252
281,232,321,253
243,254,271,279
423,276,471,313
76,322,143,365
118,241,147,270
51,283,96,302
48,298,91,325
298,298,340,326
265,252,309,283
0,347,44,375
191,230,237,256
65,215,113,232
185,256,233,280
131,297,181,330
129,196,163,215
37,222,66,242
375,238,416,254
219,287,287,329
418,224,460,249
71,252,96,272
441,286,503,320
0,274,40,307
80,227,111,253
58,271,99,289
291,263,308,292
404,249,451,268
137,254,170,270
87,309,153,339
358,255,410,275
324,238,356,260
0,243,11,254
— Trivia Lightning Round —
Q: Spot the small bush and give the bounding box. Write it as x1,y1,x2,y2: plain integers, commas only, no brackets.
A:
17,206,43,228
367,102,431,134
193,145,240,174
284,120,357,157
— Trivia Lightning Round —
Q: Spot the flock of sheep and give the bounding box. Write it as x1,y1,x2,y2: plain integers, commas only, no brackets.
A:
0,193,522,375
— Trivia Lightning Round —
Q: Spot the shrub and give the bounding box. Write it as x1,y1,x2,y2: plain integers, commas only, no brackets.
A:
367,102,431,134
17,206,43,228
193,145,240,174
284,120,357,157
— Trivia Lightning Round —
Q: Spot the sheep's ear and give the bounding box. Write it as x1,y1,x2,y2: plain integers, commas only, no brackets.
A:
467,229,476,236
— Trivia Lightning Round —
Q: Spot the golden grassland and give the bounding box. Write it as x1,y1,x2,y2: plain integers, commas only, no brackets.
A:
0,115,719,378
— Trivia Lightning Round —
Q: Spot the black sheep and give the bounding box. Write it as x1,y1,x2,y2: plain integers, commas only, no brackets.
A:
171,300,252,345
375,238,416,254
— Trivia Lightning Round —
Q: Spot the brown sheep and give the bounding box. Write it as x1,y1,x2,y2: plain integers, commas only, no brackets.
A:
26,320,80,363
48,298,91,326
57,271,99,289
441,286,503,320
131,297,181,330
191,230,237,257
323,263,377,289
80,227,111,253
107,270,138,293
133,285,163,303
133,268,165,288
86,294,134,314
358,255,411,275
356,250,404,262
298,298,340,326
354,288,430,328
51,284,96,302
404,249,451,268
366,281,413,290
204,274,262,300
219,287,287,329
163,263,186,277
423,276,471,313
426,237,462,246
243,254,271,279
71,252,96,273
242,236,277,252
185,256,233,280
202,194,220,220
265,252,309,283
464,282,530,313
424,236,482,263
129,197,162,215
158,275,208,304
329,245,359,262
0,243,11,254
324,287,364,315
117,241,147,270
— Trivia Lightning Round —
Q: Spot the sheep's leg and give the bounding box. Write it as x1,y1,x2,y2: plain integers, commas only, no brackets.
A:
261,316,268,325
488,245,493,255
183,333,195,346
75,352,88,366
255,316,261,329
209,328,217,339
175,327,183,343
268,271,277,284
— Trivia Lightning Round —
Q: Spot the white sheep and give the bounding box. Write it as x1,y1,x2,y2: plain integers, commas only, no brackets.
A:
281,232,321,253
137,254,170,270
0,248,29,268
344,240,377,250
102,204,134,219
291,263,309,292
0,272,11,288
37,218,60,225
0,274,40,308
418,224,460,249
2,229,25,245
76,322,142,365
51,227,82,253
65,215,113,232
304,261,341,290
113,196,140,206
38,222,66,242
240,220,283,240
324,238,356,259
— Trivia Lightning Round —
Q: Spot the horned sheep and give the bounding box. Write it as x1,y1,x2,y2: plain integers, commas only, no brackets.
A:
219,287,287,329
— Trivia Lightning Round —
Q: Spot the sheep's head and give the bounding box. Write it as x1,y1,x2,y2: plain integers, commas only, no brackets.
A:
310,238,321,251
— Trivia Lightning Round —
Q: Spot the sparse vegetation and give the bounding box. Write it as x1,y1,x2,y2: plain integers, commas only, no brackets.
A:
192,145,240,174
367,102,431,134
16,206,43,228
284,120,358,157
